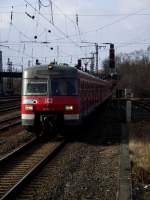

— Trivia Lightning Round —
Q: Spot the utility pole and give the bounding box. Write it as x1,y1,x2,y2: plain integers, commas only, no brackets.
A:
81,41,106,73
95,43,106,73
90,53,95,72
7,58,13,94
57,46,59,63
95,43,98,72
0,45,10,94
80,56,94,72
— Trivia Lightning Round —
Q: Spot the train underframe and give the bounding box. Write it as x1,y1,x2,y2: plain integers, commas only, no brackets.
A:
23,112,65,138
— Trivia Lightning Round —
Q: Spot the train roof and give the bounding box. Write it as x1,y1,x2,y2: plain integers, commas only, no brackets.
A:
24,64,77,73
24,64,77,77
23,64,111,85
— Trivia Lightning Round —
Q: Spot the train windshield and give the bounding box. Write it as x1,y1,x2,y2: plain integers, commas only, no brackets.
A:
23,79,48,96
51,78,78,96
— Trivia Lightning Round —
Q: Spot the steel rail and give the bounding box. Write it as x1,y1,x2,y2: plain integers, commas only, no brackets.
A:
133,101,150,111
0,105,20,113
0,138,66,200
0,116,21,131
0,96,20,100
0,99,20,104
0,137,36,165
0,120,21,131
0,115,20,125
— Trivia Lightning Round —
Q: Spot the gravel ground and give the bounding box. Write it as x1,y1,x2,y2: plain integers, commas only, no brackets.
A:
0,110,34,158
14,101,121,200
0,127,34,158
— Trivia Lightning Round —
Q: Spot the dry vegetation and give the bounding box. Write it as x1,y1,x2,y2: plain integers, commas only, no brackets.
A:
103,48,150,198
129,122,150,180
103,48,150,97
129,122,150,199
117,50,150,97
116,49,150,193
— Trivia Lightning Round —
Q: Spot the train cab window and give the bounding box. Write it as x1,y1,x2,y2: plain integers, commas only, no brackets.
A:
51,79,78,96
23,79,48,96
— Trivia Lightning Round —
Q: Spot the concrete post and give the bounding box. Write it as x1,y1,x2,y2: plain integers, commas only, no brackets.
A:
126,100,131,122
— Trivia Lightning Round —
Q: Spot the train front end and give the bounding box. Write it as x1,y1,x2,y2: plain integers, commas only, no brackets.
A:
21,64,80,137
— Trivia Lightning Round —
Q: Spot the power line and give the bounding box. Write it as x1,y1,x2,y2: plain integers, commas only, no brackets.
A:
39,0,50,7
11,24,32,41
2,11,150,16
54,7,149,41
51,1,78,29
24,0,81,48
116,33,150,48
49,1,83,52
6,5,60,59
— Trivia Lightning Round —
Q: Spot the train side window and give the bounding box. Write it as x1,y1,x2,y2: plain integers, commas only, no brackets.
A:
51,80,61,96
51,78,78,96
66,80,77,95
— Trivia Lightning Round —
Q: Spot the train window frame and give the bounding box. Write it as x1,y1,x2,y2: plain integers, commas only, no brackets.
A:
23,78,48,96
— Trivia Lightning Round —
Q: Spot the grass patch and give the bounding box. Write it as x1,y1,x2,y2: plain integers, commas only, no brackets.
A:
129,121,150,199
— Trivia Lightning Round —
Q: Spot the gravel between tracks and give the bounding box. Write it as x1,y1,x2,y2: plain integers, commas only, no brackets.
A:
0,130,34,158
16,142,119,200
0,110,34,158
15,102,121,200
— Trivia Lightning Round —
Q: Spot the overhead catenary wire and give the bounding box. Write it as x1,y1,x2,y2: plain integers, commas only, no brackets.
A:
23,0,85,62
24,0,82,48
51,1,79,29
26,0,85,63
2,2,150,68
7,5,57,60
24,5,53,41
45,0,83,44
2,11,150,16
4,4,150,46
54,7,149,41
39,0,50,7
116,31,150,49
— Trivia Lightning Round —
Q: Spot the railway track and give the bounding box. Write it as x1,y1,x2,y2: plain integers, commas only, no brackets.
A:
133,100,150,111
0,96,20,113
0,137,66,200
132,99,150,121
0,100,20,105
0,115,21,131
0,96,20,100
0,100,132,200
0,97,20,102
0,105,20,113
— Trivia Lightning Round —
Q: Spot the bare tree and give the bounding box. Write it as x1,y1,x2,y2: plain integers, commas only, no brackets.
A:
102,48,150,97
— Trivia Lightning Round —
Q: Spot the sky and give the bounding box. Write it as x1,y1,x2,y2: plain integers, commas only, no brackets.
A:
0,0,150,70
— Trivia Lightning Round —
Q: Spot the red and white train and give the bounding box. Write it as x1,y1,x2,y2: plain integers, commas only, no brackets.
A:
21,64,113,137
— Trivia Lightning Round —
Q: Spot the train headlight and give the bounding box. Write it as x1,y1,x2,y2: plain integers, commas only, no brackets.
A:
65,105,73,111
48,64,53,69
25,105,33,111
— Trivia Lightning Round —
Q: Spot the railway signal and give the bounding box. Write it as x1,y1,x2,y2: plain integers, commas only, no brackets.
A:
103,43,115,69
109,44,115,68
75,59,82,70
